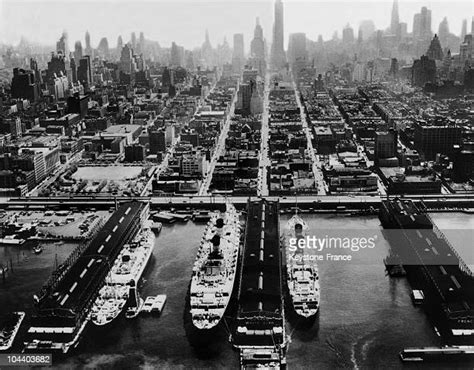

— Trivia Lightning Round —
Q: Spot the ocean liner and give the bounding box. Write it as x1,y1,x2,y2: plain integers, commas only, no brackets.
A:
189,203,240,330
284,214,320,318
91,223,155,326
24,202,149,353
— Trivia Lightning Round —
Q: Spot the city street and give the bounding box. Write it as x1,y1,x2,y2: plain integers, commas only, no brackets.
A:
257,73,271,196
198,85,239,196
292,79,327,195
141,139,178,196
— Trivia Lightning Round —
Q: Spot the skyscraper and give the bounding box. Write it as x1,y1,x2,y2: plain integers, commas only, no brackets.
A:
138,32,145,55
390,0,400,36
97,37,110,60
131,32,137,50
117,36,123,51
426,34,444,60
250,17,265,59
56,31,68,56
270,0,286,70
74,41,83,62
438,17,449,48
342,24,355,45
170,42,184,67
84,31,93,57
250,18,266,76
359,20,375,41
288,33,307,65
461,19,467,40
232,33,245,73
201,30,214,68
413,7,432,41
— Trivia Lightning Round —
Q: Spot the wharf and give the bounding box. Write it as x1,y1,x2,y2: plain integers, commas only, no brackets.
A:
233,200,286,367
380,199,474,342
24,201,149,352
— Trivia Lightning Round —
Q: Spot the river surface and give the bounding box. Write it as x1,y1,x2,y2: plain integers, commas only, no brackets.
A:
0,212,472,369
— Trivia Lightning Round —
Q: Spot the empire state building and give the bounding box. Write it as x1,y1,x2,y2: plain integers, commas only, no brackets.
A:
270,0,286,70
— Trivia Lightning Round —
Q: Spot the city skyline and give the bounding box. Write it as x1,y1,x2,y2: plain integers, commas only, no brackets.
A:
1,0,472,51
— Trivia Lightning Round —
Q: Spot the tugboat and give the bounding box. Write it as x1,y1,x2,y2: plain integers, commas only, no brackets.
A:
125,280,143,319
284,214,320,319
189,203,240,329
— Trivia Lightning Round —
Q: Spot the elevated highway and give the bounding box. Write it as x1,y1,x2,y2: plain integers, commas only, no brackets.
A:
2,194,474,212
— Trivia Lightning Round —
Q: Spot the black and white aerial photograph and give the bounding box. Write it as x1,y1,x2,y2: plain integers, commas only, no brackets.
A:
0,0,473,368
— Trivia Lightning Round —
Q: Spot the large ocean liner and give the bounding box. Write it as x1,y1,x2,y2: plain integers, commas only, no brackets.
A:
90,223,155,326
284,214,320,319
189,203,241,330
23,202,149,353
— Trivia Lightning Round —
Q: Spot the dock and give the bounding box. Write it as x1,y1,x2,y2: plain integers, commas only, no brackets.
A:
24,201,149,353
233,199,286,368
380,199,474,342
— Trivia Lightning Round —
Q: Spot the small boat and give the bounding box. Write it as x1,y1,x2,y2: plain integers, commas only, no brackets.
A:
0,312,25,351
411,290,424,305
150,222,162,234
0,235,25,246
125,297,144,319
141,296,155,314
151,295,167,313
33,245,43,254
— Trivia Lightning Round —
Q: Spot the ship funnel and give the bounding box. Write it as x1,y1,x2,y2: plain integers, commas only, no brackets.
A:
295,223,303,235
210,234,223,258
127,279,139,308
216,218,224,229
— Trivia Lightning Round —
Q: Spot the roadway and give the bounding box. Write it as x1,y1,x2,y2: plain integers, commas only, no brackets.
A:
292,78,327,195
141,138,179,196
257,73,271,197
198,83,239,196
5,194,474,210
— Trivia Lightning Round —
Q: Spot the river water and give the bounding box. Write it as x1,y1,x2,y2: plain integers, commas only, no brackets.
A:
0,212,471,369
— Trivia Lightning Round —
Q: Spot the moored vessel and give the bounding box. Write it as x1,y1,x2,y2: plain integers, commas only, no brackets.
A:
91,224,155,326
189,203,240,330
0,312,25,351
284,214,320,319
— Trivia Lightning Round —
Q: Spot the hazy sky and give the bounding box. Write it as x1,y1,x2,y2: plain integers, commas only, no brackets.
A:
0,0,472,51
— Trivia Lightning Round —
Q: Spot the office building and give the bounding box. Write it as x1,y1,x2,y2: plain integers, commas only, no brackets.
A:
390,0,400,37
288,33,307,65
232,34,245,73
270,0,286,69
413,121,462,159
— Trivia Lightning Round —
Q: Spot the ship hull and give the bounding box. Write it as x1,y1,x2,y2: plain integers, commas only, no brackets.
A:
189,204,240,330
284,215,320,321
91,226,154,326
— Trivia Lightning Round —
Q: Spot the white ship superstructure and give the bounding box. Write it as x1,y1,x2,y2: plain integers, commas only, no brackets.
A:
91,224,155,326
285,214,320,318
190,203,240,329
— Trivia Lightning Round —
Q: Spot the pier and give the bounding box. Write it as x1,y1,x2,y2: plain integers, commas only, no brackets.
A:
379,199,474,342
24,201,149,352
233,199,286,368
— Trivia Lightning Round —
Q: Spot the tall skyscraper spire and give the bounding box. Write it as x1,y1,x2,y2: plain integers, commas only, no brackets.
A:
390,0,400,36
460,19,467,40
270,0,286,69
